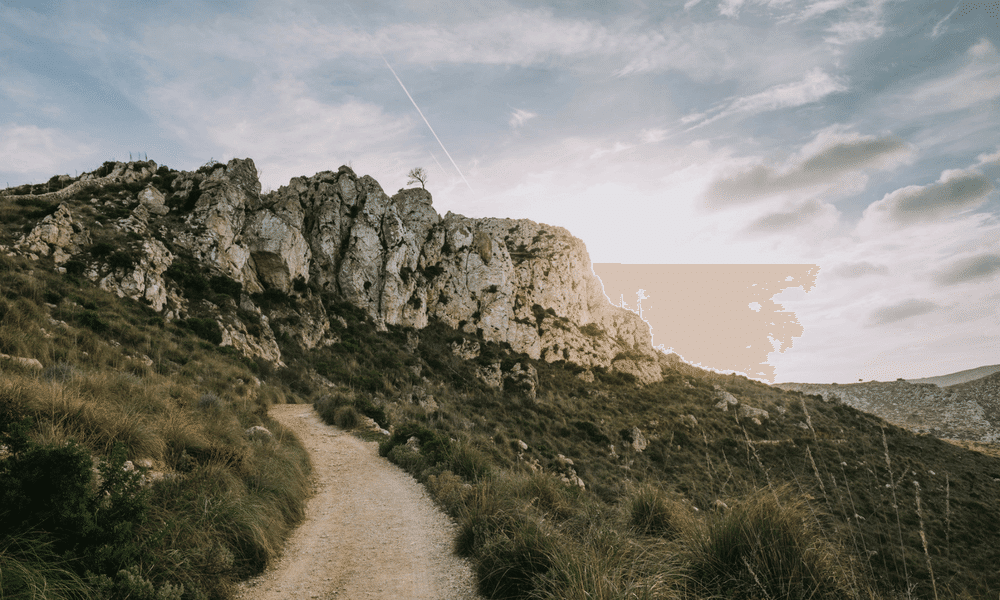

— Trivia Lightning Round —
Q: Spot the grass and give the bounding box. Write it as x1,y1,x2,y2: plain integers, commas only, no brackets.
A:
6,158,1000,599
305,313,1000,599
0,249,311,599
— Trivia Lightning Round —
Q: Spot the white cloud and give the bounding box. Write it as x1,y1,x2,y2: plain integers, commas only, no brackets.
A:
934,254,1000,286
509,109,537,128
832,261,889,278
689,68,847,128
144,74,418,191
745,199,839,234
868,298,941,326
705,128,911,205
860,166,994,229
0,123,94,175
904,39,1000,115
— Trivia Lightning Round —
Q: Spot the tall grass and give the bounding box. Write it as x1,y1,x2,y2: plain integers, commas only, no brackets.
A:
0,253,311,599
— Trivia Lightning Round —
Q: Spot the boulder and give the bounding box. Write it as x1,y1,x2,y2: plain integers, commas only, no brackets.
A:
477,362,503,389
628,426,648,452
245,425,273,442
450,339,481,360
15,204,90,264
0,354,43,370
504,362,538,402
738,405,770,424
714,389,740,411
138,185,169,215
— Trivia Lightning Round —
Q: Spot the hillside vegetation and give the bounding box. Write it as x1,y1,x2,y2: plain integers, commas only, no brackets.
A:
307,318,1000,600
0,251,311,599
2,160,1000,599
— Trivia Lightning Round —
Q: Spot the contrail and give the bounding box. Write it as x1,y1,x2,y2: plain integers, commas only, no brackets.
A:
931,1,961,38
428,151,447,178
345,3,474,192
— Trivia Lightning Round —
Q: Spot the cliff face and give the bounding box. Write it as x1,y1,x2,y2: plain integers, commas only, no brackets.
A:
3,158,663,383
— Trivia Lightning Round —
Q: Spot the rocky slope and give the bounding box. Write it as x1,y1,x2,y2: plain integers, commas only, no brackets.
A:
776,372,1000,442
1,158,663,383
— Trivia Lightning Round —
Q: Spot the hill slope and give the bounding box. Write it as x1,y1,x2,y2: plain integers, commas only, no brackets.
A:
908,364,1000,387
2,158,1000,599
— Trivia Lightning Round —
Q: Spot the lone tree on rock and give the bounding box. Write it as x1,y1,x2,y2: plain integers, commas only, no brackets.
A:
407,167,427,189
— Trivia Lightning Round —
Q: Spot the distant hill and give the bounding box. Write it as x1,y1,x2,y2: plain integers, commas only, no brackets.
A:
776,367,1000,443
906,363,1000,387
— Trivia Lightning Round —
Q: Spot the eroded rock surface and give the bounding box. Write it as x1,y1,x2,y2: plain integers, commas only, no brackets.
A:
6,157,665,383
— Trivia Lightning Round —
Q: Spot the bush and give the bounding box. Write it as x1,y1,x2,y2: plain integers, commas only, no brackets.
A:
197,393,223,411
333,405,359,429
448,440,492,482
0,438,152,579
683,488,849,600
164,261,209,298
380,423,452,468
209,275,242,301
183,318,222,345
628,485,684,537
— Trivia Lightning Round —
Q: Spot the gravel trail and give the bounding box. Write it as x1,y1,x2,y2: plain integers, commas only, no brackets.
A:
236,404,481,600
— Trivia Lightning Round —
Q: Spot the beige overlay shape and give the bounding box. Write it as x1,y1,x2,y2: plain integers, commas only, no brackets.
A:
592,264,819,382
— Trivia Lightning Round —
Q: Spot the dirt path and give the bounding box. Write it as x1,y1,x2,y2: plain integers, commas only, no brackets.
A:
236,404,481,600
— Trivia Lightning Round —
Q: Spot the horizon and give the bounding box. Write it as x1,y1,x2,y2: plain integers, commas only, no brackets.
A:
1,0,997,383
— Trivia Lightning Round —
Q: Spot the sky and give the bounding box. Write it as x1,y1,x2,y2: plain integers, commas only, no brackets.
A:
1,0,998,383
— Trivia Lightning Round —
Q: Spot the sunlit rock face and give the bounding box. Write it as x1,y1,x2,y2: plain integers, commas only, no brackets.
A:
5,157,662,383
259,164,661,382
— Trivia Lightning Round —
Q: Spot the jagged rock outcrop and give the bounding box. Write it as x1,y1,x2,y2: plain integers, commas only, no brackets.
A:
16,204,91,264
95,239,175,312
6,157,666,383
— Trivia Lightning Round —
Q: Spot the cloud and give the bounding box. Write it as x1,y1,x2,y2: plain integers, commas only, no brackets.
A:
705,131,911,205
905,39,1000,115
832,261,889,278
0,123,94,175
509,109,537,128
868,299,940,326
143,73,417,190
689,68,847,128
934,254,1000,285
746,200,829,234
861,167,994,227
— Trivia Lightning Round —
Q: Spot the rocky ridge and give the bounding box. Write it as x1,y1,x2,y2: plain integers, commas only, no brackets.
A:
776,373,1000,443
1,158,664,383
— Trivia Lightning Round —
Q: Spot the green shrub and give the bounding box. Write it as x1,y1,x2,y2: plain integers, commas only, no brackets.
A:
476,515,557,599
683,488,849,600
628,485,684,537
209,275,242,301
164,261,209,298
77,310,110,333
380,423,452,467
333,405,359,429
183,318,222,345
0,438,152,579
448,440,492,482
108,251,135,271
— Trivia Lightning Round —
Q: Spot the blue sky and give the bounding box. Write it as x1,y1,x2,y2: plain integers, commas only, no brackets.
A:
1,0,998,383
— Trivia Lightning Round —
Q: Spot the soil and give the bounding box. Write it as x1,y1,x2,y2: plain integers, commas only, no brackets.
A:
235,404,481,600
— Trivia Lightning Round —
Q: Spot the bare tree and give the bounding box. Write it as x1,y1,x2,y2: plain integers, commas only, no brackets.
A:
407,167,428,189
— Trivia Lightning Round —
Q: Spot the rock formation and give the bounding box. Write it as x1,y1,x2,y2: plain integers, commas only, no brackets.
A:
3,157,666,382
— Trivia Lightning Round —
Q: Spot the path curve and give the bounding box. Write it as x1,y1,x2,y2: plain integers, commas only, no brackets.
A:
236,404,481,600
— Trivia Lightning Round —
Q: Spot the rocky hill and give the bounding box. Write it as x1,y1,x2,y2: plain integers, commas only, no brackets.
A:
907,364,1000,387
6,158,1000,599
1,158,661,385
776,372,1000,442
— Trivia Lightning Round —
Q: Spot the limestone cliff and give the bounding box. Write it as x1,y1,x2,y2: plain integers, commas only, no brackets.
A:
2,158,663,383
